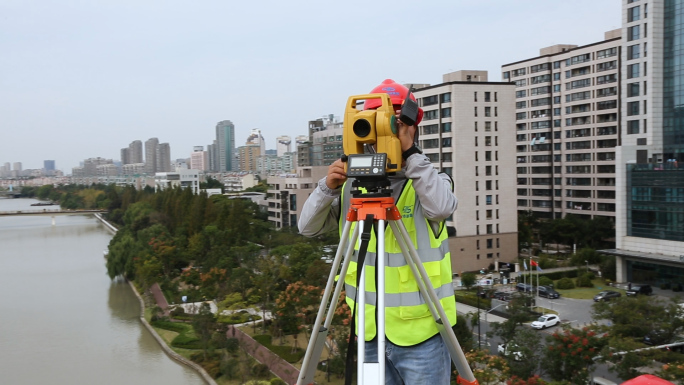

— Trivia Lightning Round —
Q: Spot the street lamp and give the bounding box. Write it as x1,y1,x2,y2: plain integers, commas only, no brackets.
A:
585,260,589,272
477,285,481,349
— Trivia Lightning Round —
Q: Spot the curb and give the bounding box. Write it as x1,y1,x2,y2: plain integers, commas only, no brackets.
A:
128,280,217,385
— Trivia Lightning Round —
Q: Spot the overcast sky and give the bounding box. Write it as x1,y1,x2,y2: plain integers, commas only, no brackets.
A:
0,0,622,172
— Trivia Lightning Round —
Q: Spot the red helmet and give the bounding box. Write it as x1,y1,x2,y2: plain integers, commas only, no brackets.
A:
364,79,423,125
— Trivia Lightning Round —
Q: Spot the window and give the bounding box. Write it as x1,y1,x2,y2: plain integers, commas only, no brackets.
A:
597,60,617,72
440,93,451,103
627,101,640,116
485,92,491,102
596,74,617,84
516,101,527,109
553,84,561,92
515,79,527,87
566,54,590,66
485,151,492,161
503,71,510,79
422,95,438,106
627,120,640,134
554,61,561,69
553,72,561,81
486,224,493,234
516,112,527,120
627,44,640,60
597,47,617,59
424,110,438,120
485,107,491,117
628,6,640,22
442,138,452,147
628,25,640,41
486,195,492,205
530,63,550,73
441,122,451,133
441,108,451,118
474,92,477,102
628,63,640,79
516,90,527,98
474,107,478,117
566,79,591,90
628,82,640,97
512,68,526,77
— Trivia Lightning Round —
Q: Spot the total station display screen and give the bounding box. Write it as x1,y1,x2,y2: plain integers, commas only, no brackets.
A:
351,156,373,167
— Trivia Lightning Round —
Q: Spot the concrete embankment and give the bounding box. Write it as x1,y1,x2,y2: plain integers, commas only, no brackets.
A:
94,212,216,384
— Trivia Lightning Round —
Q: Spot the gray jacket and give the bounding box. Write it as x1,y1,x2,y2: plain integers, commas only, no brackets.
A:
298,153,458,237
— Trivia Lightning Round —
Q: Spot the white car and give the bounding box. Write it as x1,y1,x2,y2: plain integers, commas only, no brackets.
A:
531,314,560,329
497,343,523,361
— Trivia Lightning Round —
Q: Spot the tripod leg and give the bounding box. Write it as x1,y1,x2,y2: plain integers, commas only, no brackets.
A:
388,220,478,385
297,220,359,385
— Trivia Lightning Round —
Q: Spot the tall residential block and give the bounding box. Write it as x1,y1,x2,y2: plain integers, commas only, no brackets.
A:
601,0,684,285
247,128,266,156
413,71,518,274
502,30,622,221
157,142,172,172
216,120,235,172
190,146,209,171
43,160,55,171
129,140,143,164
145,137,159,174
238,144,261,172
121,148,130,165
276,135,292,156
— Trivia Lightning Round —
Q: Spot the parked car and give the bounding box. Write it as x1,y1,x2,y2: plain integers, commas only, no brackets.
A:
626,284,653,296
497,343,523,361
531,314,560,329
644,329,672,346
594,290,622,302
492,291,512,301
537,285,560,299
516,283,533,292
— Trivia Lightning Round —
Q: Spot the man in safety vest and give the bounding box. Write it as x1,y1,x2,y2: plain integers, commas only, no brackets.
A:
298,79,458,384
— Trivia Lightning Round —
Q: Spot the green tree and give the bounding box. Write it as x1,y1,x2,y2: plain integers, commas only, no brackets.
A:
193,302,217,360
541,325,606,383
200,176,223,191
461,272,477,290
507,328,544,379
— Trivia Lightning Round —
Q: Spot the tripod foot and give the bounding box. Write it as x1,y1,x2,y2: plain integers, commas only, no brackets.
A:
457,375,479,385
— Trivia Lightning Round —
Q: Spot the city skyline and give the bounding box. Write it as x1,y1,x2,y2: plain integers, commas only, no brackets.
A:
0,0,621,171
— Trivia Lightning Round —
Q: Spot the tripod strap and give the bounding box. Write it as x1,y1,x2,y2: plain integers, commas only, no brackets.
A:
345,214,374,385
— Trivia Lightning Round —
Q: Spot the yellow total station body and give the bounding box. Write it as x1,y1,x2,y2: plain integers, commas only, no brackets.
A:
342,94,402,173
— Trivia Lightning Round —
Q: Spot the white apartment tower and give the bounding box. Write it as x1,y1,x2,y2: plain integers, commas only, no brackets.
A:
276,135,292,156
502,30,622,222
413,71,518,274
247,128,266,156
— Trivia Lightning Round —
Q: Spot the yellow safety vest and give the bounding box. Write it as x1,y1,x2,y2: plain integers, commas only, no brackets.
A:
339,179,457,346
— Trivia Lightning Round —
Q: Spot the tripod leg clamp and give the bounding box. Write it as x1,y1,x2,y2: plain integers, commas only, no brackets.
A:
457,375,479,385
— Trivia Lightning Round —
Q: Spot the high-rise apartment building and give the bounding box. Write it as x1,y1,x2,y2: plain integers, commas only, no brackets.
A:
414,71,518,273
276,135,292,156
121,148,130,166
247,128,266,156
156,143,172,172
601,0,684,285
216,120,235,172
44,160,55,171
238,144,261,172
13,162,22,172
145,137,159,174
129,140,143,164
502,30,622,221
190,146,208,171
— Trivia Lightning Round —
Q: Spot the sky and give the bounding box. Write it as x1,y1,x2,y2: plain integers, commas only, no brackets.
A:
0,0,623,172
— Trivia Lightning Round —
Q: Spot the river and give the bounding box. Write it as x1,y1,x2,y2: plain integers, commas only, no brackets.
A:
0,198,205,385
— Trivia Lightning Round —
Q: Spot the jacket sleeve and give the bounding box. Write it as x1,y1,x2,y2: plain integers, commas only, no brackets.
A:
297,177,342,237
404,153,458,221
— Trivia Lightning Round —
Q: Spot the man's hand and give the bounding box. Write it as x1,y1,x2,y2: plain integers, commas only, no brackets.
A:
326,158,347,189
396,108,416,151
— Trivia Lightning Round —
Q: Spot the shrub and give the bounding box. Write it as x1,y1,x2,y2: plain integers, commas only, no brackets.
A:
556,277,576,290
171,333,202,349
539,276,553,287
270,378,287,385
661,283,671,290
575,274,594,288
252,363,270,378
170,306,185,316
151,320,190,333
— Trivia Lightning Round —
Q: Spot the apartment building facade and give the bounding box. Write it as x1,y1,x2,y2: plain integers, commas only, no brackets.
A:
502,30,622,222
414,71,518,274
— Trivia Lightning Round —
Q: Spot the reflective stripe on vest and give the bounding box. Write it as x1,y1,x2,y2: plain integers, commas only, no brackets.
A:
339,179,457,346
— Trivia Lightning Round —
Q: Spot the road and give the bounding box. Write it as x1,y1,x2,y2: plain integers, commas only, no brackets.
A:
457,297,621,383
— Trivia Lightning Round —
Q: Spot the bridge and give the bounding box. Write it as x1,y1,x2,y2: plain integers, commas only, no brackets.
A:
0,209,108,216
0,191,23,198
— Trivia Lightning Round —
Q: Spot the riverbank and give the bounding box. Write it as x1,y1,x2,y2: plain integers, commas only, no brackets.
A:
93,212,215,384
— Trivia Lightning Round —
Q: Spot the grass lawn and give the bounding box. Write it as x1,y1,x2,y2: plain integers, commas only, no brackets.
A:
555,279,626,300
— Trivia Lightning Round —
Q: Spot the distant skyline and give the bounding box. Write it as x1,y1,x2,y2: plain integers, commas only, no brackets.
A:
1,0,622,171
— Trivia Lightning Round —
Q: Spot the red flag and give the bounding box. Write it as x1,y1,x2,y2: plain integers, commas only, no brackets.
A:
530,260,539,267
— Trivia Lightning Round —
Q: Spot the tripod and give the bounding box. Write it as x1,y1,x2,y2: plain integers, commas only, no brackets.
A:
297,187,478,385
